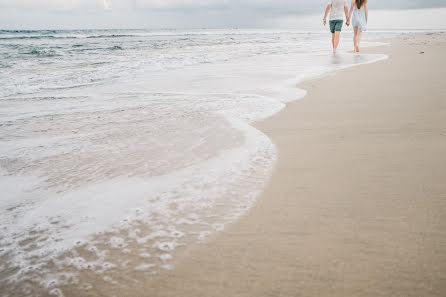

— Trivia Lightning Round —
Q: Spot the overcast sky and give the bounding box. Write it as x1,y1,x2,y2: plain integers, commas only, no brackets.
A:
0,0,445,29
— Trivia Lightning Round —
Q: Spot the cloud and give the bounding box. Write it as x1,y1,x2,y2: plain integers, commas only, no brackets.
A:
0,0,106,10
0,0,445,29
103,0,111,10
1,0,445,13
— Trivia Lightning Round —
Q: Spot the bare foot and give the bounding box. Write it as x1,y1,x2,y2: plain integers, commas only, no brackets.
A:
355,46,359,52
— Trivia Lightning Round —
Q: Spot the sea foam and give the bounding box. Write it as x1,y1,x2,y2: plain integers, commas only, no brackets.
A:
0,28,388,296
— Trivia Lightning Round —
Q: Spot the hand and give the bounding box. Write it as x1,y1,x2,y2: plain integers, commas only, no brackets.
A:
346,20,350,26
323,18,326,26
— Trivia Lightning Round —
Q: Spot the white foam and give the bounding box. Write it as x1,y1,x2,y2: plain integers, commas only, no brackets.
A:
159,254,172,262
139,252,151,258
134,263,156,271
0,29,389,295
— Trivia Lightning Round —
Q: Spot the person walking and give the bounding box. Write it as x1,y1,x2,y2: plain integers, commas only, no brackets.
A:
323,0,350,54
348,0,368,52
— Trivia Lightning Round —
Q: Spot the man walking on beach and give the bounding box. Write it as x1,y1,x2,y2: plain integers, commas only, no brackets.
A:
323,0,350,53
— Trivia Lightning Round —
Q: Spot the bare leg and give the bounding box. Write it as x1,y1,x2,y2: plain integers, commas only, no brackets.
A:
353,27,359,52
331,33,335,52
334,31,341,53
356,29,363,52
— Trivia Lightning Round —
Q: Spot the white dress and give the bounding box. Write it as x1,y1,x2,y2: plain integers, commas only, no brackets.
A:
352,5,367,31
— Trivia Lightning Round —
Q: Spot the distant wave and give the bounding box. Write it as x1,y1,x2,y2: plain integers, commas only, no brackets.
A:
86,34,136,39
108,45,124,50
0,30,59,34
25,49,60,57
0,35,136,41
0,30,138,40
0,36,77,40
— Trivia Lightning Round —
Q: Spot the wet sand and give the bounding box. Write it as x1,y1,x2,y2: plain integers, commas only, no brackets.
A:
55,33,446,297
131,32,446,297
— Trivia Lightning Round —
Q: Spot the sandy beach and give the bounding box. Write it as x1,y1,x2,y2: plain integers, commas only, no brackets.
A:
1,1,446,296
124,33,446,297
1,32,445,297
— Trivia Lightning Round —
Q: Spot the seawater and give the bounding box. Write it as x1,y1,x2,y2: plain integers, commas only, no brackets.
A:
0,29,387,295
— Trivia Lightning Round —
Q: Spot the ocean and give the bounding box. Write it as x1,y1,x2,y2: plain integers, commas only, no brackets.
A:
0,28,388,295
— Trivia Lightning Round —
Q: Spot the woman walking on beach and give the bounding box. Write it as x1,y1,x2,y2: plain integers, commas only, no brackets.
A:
348,0,368,52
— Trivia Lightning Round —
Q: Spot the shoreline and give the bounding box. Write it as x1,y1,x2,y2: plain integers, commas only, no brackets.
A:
4,32,444,297
131,32,446,297
0,31,393,297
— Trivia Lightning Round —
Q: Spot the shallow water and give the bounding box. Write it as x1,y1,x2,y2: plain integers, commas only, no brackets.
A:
0,29,388,295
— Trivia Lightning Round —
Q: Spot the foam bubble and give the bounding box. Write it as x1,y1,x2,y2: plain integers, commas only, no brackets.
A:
134,263,156,271
159,254,172,262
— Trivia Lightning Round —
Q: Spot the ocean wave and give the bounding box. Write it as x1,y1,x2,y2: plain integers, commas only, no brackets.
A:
25,49,61,57
86,34,135,39
0,35,77,40
0,29,46,34
108,45,124,50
